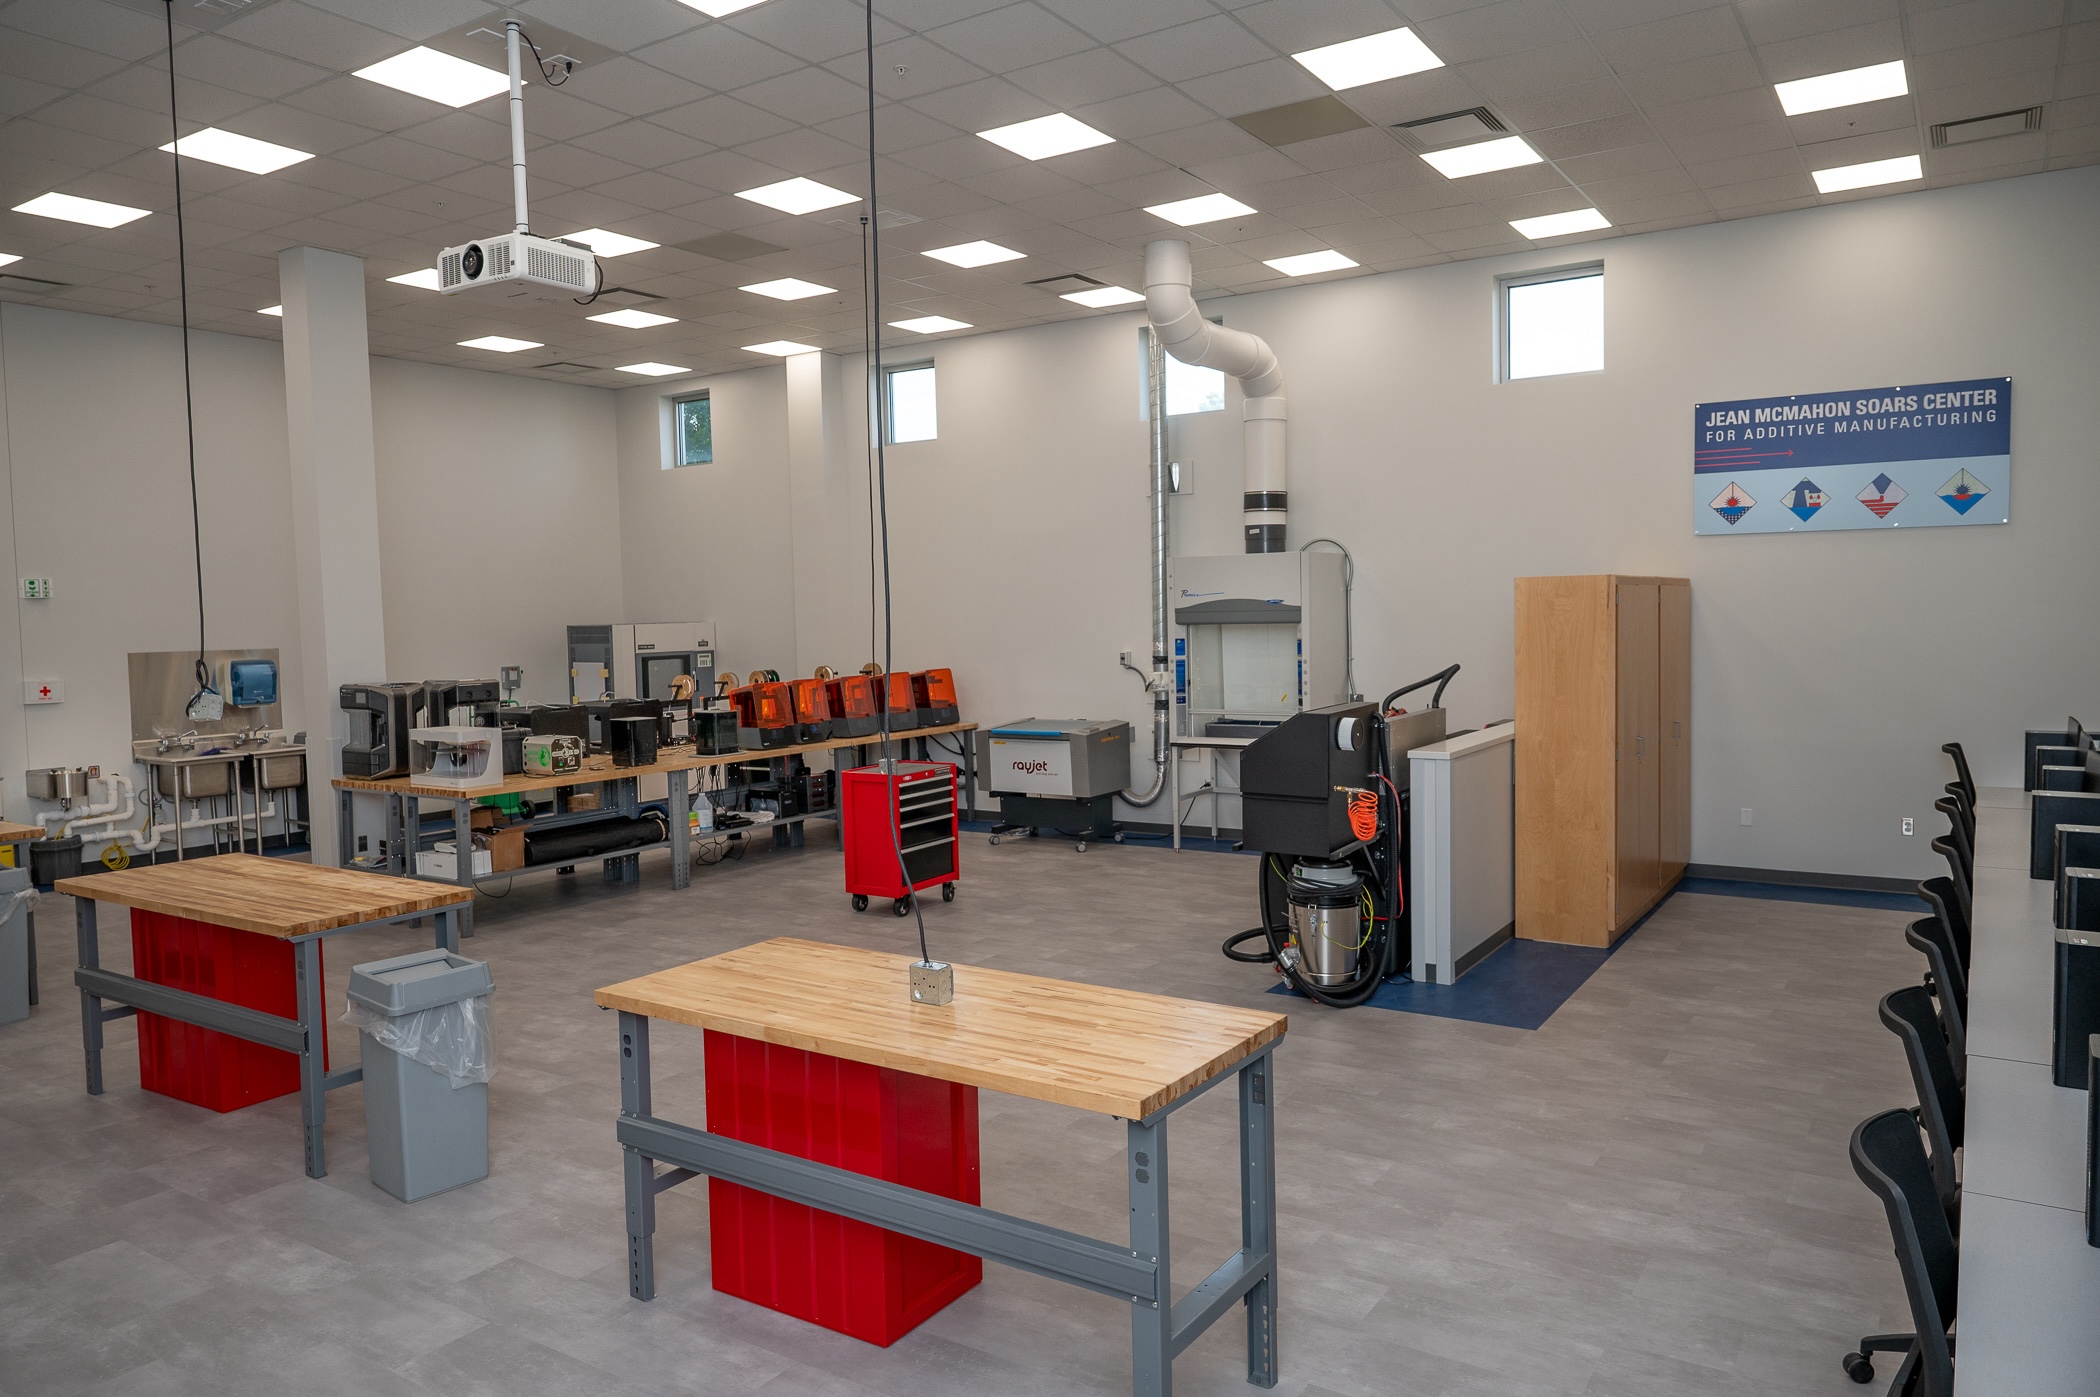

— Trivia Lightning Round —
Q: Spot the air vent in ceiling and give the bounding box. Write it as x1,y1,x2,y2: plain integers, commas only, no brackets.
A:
1931,106,2044,148
0,274,71,296
1026,273,1105,296
677,233,788,261
1231,97,1370,148
1391,108,1508,150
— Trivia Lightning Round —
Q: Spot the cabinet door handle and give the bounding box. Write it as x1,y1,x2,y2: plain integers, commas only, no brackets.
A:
1636,734,1644,758
1673,720,1682,739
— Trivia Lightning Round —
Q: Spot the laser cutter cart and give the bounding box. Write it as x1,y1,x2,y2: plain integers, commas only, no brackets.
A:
976,718,1131,851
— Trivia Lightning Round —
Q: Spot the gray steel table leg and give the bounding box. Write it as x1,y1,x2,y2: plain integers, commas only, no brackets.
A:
964,731,979,821
77,899,103,1095
25,908,36,1006
454,799,474,890
619,1011,658,1301
1240,1053,1279,1387
669,769,691,890
295,936,327,1179
1129,1115,1173,1397
434,906,462,952
337,788,355,866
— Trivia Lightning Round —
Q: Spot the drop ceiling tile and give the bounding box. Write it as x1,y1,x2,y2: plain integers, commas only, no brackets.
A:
1563,0,1725,32
1013,186,1127,221
1907,0,2063,54
300,0,497,43
1661,118,1794,164
1326,67,1483,127
1071,86,1217,139
1415,0,1585,65
1556,140,1679,183
1591,188,1709,222
1912,70,2057,125
1781,95,1916,147
529,141,643,190
813,103,962,156
1423,222,1527,253
1754,21,1908,84
2048,124,2100,156
164,34,335,104
903,75,1048,131
1465,41,1617,103
663,146,816,194
1928,130,2049,173
1570,165,1696,204
1734,0,1899,46
959,161,1084,203
1037,141,1174,184
1915,30,2062,88
1643,85,1784,138
517,0,704,51
181,193,299,233
5,118,151,172
337,133,485,181
652,95,801,147
1354,181,1484,216
1524,111,1659,159
1131,118,1269,167
821,36,991,102
279,74,461,134
568,120,716,169
5,0,174,61
1499,78,1640,132
1179,58,1328,118
735,65,870,125
325,197,452,239
1289,210,1403,243
631,26,803,93
2070,19,2100,62
1621,50,1771,108
925,4,1098,72
1063,207,1173,243
877,179,1000,220
1925,158,2048,188
1048,0,1218,45
563,56,712,117
0,71,66,121
1115,16,1273,83
212,3,407,70
0,27,133,90
1318,156,1451,194
1008,48,1161,108
518,89,632,141
2062,90,2100,123
1675,144,1799,188
727,0,909,64
275,157,415,202
23,92,178,151
1590,6,1746,70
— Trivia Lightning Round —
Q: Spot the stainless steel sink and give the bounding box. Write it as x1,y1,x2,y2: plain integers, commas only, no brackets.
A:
255,750,305,790
153,759,235,800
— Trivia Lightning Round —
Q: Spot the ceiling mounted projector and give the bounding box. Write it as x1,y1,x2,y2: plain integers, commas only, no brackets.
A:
427,22,598,303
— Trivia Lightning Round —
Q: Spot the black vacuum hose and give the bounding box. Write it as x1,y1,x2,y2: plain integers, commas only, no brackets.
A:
1382,662,1459,714
1220,855,1390,1008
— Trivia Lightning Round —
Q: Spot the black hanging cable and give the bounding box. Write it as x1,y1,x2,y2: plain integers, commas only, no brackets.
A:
162,1,212,714
859,0,930,968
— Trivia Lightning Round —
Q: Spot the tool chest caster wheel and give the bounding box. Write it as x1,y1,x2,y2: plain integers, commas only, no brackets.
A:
852,894,868,912
942,882,955,902
891,898,910,917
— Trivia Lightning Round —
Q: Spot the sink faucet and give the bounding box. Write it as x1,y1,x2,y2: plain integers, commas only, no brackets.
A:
234,723,271,747
157,730,199,754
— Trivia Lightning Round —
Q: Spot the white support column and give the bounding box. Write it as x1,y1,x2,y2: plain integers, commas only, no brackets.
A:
785,349,850,674
279,248,386,866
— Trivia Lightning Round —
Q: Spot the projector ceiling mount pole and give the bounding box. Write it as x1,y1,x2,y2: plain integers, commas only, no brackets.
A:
507,20,529,234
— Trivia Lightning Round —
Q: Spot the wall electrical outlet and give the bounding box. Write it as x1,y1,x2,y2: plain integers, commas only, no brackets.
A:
1740,808,1753,826
19,578,51,599
1902,816,1915,836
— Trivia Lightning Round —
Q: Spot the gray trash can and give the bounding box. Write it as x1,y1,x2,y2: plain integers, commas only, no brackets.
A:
344,948,495,1202
0,868,32,1026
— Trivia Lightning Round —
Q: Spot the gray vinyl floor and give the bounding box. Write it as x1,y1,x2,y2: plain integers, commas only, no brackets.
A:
0,830,1921,1397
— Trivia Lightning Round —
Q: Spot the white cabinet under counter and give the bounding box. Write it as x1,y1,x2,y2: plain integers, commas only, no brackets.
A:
1410,723,1515,986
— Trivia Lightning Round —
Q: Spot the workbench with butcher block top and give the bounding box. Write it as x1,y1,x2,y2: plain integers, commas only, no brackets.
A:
596,937,1287,1395
59,854,472,1179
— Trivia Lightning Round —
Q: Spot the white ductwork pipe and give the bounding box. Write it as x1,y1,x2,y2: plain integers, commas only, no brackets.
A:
1143,239,1287,552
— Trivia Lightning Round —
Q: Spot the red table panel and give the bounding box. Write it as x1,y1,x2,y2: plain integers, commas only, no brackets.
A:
130,909,324,1113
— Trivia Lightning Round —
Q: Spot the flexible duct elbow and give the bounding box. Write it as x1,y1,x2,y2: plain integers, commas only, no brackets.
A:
1144,239,1287,552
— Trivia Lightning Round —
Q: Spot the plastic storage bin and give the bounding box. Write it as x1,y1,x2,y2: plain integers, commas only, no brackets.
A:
344,948,495,1202
131,909,322,1110
0,867,31,1026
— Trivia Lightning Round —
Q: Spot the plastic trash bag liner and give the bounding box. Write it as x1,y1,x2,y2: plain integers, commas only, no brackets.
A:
343,993,496,1089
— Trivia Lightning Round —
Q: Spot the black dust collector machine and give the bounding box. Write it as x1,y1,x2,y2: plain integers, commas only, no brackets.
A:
1223,665,1459,1007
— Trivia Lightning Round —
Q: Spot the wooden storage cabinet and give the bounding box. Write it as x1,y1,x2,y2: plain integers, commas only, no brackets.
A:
1515,575,1690,946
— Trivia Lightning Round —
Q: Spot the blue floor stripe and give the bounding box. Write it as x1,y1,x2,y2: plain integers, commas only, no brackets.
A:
1674,877,1925,912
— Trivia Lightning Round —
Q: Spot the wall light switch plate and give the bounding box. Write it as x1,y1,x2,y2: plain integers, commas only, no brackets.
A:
23,678,63,705
1740,808,1753,826
1902,816,1915,836
19,578,50,599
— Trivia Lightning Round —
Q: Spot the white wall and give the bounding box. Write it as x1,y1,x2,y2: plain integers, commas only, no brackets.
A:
622,166,2100,882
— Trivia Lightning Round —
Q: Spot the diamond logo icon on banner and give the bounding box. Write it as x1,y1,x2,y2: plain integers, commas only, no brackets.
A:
1937,469,1990,515
1857,473,1907,519
1783,478,1828,522
1709,481,1755,526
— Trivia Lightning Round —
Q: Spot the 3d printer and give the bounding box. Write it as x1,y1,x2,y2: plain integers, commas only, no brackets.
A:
340,683,421,779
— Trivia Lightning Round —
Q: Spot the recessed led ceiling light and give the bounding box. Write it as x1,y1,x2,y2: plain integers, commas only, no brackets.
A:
159,128,313,175
259,304,283,316
1061,286,1144,308
14,192,151,228
1419,136,1543,179
1812,153,1923,193
891,315,972,334
741,277,834,300
459,335,543,353
1291,26,1443,91
1509,207,1611,239
588,308,679,328
1775,60,1908,117
1145,193,1257,227
0,254,23,268
1263,249,1358,276
617,362,691,376
677,0,772,13
386,267,443,290
354,47,510,107
562,228,659,257
977,113,1114,161
745,340,820,356
735,177,858,215
922,240,1024,268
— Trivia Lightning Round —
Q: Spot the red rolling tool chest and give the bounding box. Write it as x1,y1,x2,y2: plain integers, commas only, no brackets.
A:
130,910,327,1111
703,1031,981,1345
840,761,958,916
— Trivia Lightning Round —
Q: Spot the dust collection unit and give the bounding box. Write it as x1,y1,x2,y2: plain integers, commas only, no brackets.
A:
1224,665,1461,1008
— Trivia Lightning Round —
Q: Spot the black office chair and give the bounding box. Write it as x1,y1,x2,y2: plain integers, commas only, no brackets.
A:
1903,917,1967,1071
1934,797,1974,881
1941,743,1976,812
1843,1108,1957,1393
1916,877,1970,974
1929,836,1971,926
1940,784,1974,847
1879,986,1963,1227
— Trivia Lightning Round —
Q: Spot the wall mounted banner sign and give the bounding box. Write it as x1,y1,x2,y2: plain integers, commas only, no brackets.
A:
1693,377,2009,535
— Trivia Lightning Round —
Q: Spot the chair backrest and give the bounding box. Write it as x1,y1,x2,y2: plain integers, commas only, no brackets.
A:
1942,784,1975,844
1851,1109,1957,1396
1904,924,1967,1075
1906,911,1968,1018
1881,986,1965,1201
1942,742,1977,809
1917,878,1971,973
1934,797,1974,875
1931,831,1965,920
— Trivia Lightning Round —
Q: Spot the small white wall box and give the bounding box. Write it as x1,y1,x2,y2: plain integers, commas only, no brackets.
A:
410,727,505,791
